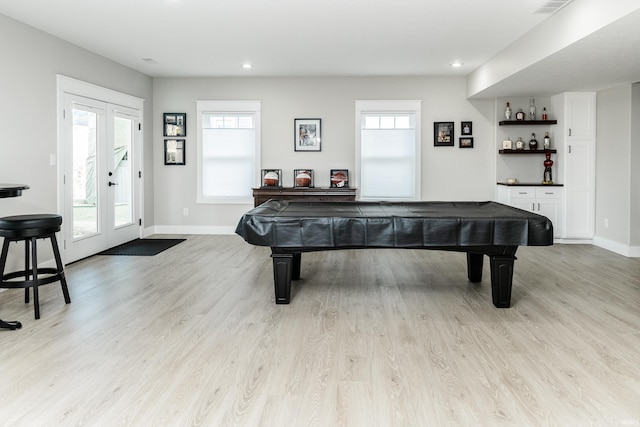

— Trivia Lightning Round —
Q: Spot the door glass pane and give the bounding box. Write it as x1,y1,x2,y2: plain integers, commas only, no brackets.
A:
72,108,98,238
113,116,133,227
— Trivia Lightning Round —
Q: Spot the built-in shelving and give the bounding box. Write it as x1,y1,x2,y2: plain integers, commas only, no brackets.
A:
499,149,557,154
499,120,557,126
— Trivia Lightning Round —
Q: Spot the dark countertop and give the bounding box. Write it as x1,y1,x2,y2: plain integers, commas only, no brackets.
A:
497,182,563,187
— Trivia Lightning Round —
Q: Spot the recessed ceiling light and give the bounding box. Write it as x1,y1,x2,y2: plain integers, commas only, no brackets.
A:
141,57,158,64
450,62,463,67
242,63,253,69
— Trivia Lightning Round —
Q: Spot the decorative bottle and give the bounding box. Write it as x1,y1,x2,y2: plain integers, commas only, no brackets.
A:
542,107,548,121
529,133,538,150
515,137,525,150
529,98,536,120
543,132,550,149
505,102,512,120
515,109,525,121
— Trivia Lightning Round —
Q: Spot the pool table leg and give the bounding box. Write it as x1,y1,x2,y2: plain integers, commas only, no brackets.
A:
489,248,518,308
466,252,484,282
270,252,301,304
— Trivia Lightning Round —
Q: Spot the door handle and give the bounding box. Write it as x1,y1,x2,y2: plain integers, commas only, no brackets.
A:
108,181,118,186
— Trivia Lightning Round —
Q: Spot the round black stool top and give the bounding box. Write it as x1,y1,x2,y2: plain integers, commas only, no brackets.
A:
0,214,62,238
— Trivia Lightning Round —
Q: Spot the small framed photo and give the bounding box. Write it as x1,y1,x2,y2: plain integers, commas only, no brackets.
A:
164,139,185,165
294,169,314,187
330,169,349,188
261,169,282,187
461,121,472,135
163,113,186,137
459,137,474,148
434,122,454,146
294,118,321,152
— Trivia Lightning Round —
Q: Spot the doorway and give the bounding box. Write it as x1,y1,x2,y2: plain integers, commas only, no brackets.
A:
57,76,143,263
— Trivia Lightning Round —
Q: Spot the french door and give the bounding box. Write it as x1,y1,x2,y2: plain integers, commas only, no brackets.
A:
61,92,142,263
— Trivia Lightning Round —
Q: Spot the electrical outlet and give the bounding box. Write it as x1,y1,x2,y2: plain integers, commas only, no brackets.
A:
183,208,188,216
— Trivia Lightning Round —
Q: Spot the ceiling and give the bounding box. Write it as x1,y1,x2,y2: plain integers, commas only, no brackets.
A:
1,0,639,97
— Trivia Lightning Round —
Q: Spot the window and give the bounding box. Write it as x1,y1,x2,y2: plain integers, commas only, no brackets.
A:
197,101,261,203
356,100,421,200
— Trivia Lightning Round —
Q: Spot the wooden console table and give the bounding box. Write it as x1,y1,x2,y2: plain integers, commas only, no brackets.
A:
252,187,356,207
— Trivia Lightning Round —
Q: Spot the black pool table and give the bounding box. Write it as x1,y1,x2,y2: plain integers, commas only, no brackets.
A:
235,200,553,308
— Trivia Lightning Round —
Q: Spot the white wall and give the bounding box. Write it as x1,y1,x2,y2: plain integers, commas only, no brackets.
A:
630,83,640,247
0,14,153,267
152,76,495,233
595,85,631,244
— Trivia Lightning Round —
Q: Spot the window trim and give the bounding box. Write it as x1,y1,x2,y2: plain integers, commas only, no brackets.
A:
355,100,422,201
196,100,261,204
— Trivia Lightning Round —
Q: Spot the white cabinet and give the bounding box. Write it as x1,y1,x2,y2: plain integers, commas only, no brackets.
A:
497,186,563,238
551,92,596,239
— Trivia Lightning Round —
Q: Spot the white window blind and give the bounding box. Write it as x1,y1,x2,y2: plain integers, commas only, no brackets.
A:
197,101,261,203
356,100,421,200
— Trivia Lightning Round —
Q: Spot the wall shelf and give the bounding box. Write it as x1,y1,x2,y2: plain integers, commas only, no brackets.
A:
499,149,557,154
499,120,557,126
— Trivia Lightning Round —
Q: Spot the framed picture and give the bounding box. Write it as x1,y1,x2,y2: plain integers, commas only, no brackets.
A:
459,137,474,148
164,139,185,165
294,118,321,152
330,169,349,188
294,169,314,187
261,169,282,187
163,113,186,137
461,121,473,135
434,122,454,146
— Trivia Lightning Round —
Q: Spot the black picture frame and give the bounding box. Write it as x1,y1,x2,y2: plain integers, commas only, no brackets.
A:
330,169,349,188
261,169,282,187
461,121,473,135
164,139,185,165
459,137,474,148
294,118,321,151
294,169,314,188
434,122,454,146
163,113,186,137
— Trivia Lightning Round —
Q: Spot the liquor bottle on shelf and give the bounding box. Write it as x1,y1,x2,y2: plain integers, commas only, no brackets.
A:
505,102,512,120
515,109,525,121
529,133,538,150
515,137,525,150
542,107,548,121
543,132,550,149
529,98,536,120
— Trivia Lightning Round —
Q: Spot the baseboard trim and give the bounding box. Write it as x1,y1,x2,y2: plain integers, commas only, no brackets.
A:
144,225,237,236
592,236,640,258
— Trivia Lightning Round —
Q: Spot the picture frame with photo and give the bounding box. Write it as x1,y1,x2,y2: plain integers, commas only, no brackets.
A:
261,169,282,187
163,113,186,137
294,169,314,187
294,118,321,152
461,121,473,135
164,139,185,165
330,169,349,188
459,137,474,148
434,122,454,146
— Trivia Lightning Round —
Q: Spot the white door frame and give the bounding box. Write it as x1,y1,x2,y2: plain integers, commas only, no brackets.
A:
56,75,144,263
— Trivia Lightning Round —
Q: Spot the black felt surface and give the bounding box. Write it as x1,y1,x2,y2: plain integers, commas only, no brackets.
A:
98,238,186,256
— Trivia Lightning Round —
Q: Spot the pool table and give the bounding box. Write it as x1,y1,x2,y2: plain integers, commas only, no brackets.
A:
235,200,553,308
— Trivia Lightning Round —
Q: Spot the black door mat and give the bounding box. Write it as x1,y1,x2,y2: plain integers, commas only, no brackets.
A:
97,238,186,256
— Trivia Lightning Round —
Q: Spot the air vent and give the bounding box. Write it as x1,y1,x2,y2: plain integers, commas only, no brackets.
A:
534,0,573,14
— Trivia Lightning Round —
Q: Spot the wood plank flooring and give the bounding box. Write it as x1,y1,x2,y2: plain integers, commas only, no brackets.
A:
1,235,639,426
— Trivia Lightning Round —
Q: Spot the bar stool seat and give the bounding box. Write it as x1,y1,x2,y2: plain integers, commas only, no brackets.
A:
0,214,71,319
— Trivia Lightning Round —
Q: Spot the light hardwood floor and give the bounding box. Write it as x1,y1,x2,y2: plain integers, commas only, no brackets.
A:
1,235,639,426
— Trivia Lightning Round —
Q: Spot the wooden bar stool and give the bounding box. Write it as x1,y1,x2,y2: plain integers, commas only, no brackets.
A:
0,214,71,319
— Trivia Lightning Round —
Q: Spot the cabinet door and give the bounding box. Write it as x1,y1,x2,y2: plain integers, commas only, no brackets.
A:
566,93,596,141
537,199,559,233
565,141,594,238
511,199,536,213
